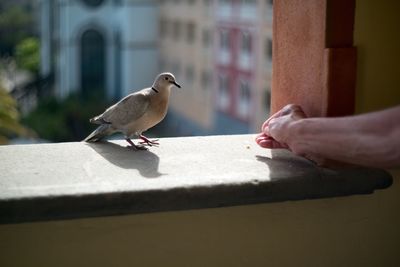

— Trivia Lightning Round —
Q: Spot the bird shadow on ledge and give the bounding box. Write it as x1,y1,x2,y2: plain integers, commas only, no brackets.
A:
86,141,163,179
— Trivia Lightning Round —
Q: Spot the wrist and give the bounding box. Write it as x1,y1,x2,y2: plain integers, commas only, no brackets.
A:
286,119,308,156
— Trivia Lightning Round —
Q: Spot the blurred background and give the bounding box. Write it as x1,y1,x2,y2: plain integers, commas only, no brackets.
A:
0,0,273,144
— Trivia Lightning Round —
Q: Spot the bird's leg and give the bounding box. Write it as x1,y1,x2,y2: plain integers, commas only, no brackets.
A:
125,138,147,150
139,134,159,146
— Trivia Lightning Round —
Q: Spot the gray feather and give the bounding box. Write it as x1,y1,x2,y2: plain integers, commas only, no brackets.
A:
84,124,115,142
101,92,150,126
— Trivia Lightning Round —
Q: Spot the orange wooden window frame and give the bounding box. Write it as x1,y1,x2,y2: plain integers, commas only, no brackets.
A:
271,0,356,117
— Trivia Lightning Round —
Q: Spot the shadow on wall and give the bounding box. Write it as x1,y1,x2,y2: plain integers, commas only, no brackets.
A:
86,141,163,178
255,149,393,200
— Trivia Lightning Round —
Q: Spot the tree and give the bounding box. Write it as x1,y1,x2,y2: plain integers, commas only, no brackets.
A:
0,86,27,144
15,37,40,74
0,3,36,56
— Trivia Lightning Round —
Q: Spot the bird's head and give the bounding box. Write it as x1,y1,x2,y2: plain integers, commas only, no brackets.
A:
153,72,181,91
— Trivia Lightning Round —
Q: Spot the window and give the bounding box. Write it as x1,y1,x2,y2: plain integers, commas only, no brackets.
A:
218,0,233,18
81,0,104,8
201,71,212,90
159,19,168,39
238,80,251,118
264,0,273,19
265,37,272,63
80,29,105,96
241,31,252,55
218,75,230,110
220,30,230,51
185,65,195,84
218,30,231,64
173,20,182,40
240,0,257,20
241,0,256,5
239,31,252,69
203,0,212,16
219,0,233,6
30,0,356,142
202,29,211,48
263,88,271,113
187,23,196,43
219,0,233,5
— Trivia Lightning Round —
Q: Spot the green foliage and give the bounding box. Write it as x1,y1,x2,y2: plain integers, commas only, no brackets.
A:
0,87,27,144
15,37,39,74
22,93,110,142
0,4,35,56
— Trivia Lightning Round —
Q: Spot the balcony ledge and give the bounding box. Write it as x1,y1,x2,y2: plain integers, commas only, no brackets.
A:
0,134,392,224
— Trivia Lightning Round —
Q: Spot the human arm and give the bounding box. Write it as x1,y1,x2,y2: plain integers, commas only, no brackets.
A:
255,104,400,168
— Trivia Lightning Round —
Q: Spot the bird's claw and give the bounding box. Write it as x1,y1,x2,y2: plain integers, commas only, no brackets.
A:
139,135,159,146
139,139,159,146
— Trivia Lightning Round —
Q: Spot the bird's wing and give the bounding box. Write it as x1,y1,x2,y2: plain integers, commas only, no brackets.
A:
100,91,150,126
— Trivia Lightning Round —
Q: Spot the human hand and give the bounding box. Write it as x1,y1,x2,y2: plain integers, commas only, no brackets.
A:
255,104,306,150
256,104,329,165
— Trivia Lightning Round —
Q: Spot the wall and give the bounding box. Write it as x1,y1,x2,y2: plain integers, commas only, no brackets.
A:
1,179,399,266
354,0,400,221
354,0,400,113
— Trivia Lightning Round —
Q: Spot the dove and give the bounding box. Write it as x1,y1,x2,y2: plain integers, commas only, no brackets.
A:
84,72,181,150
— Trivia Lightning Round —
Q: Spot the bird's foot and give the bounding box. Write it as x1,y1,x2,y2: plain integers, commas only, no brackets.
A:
125,138,148,150
139,135,159,146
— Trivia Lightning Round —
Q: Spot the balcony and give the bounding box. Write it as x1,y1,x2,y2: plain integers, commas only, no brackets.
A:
0,134,398,266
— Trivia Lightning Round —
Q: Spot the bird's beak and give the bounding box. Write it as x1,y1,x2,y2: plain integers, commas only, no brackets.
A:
171,81,181,88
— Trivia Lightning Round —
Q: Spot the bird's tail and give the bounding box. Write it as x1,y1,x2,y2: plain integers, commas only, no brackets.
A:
84,124,115,142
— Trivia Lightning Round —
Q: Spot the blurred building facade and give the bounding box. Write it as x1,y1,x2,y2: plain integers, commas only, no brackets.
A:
159,0,273,135
39,0,272,136
39,0,159,100
158,0,215,135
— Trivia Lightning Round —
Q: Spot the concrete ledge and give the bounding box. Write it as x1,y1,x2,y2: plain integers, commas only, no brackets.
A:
0,134,392,224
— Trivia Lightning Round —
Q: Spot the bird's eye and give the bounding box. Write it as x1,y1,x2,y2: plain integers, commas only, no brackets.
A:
165,77,168,80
